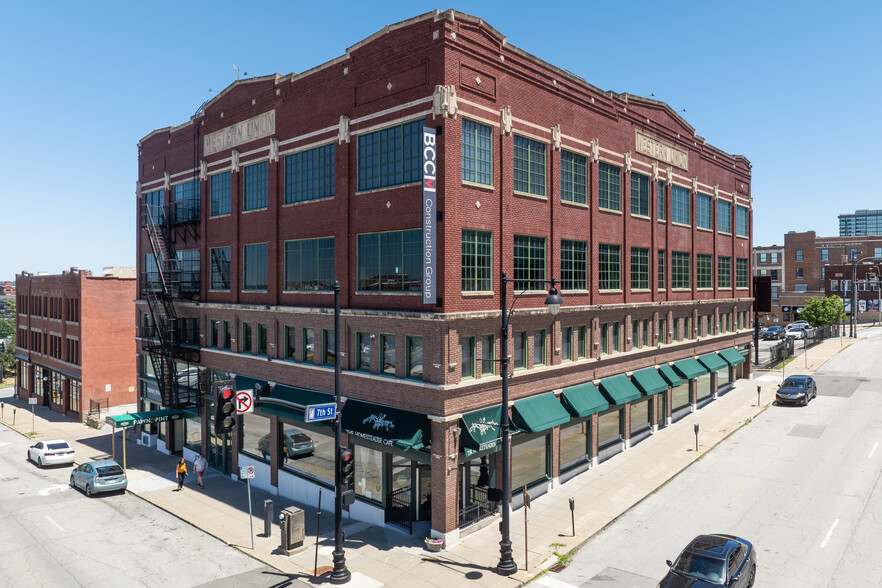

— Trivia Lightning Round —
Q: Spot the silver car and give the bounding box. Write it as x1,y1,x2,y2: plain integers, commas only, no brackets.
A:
70,460,128,497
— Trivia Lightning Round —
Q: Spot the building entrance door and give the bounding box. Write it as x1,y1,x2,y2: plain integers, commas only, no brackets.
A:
207,427,231,475
459,454,497,528
387,456,414,534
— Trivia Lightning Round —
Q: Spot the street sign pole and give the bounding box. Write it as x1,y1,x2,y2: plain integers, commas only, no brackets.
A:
248,476,254,550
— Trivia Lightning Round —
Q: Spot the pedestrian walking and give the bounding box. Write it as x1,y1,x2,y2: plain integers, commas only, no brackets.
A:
175,458,188,491
194,453,207,488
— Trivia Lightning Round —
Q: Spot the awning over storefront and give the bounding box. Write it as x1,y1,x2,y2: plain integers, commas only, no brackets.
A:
105,408,192,428
658,364,682,387
511,392,570,433
598,374,642,405
460,405,503,455
631,368,669,396
672,358,709,380
258,384,335,426
234,375,270,397
719,348,746,366
560,382,609,418
342,399,429,451
697,352,728,372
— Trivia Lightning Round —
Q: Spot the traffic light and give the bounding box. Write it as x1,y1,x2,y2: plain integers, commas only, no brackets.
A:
213,380,237,435
339,447,355,506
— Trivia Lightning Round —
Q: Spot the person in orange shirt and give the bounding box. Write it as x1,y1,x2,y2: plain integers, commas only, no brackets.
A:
175,458,188,491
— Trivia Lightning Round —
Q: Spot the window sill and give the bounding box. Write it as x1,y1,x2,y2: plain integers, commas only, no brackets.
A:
598,207,623,215
242,207,269,214
631,213,651,220
282,195,335,207
461,180,495,191
462,290,494,297
513,190,548,201
561,199,589,209
356,181,421,196
671,222,691,228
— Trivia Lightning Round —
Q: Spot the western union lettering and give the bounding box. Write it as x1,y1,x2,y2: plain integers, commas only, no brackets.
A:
204,111,276,156
635,130,688,170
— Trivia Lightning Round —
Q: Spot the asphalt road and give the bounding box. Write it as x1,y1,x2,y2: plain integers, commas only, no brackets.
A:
541,330,882,588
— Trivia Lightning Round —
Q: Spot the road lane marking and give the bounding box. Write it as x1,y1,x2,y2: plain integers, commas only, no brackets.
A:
45,515,64,532
537,576,579,588
869,441,878,459
821,519,839,548
38,484,69,497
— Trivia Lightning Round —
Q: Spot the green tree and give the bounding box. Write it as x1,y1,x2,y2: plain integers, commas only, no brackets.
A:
0,331,14,381
798,295,846,327
0,317,14,339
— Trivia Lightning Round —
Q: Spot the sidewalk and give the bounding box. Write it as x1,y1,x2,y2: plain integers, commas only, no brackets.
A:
0,336,849,587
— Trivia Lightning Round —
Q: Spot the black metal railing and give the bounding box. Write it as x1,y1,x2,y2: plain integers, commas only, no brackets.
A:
88,398,109,417
386,486,414,534
459,485,497,528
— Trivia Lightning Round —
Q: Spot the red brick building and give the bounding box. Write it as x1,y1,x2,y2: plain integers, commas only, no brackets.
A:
14,268,137,417
135,10,753,544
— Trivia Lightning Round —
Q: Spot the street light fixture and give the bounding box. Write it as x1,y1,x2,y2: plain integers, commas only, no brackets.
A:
497,272,562,576
330,280,351,585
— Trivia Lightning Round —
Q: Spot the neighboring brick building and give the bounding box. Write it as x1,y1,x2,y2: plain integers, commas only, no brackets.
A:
14,268,136,418
135,10,753,544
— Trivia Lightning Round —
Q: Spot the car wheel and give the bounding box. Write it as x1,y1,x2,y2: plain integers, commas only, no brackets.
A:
69,475,76,488
85,484,93,497
37,457,43,468
26,451,31,463
747,563,756,587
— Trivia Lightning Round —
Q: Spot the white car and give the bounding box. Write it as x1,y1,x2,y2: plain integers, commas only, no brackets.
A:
28,439,76,468
787,321,809,330
785,327,806,340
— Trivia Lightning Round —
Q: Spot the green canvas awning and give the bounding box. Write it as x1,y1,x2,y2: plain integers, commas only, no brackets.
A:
698,353,728,372
719,348,746,366
631,368,669,396
511,392,570,433
672,358,709,380
234,375,270,397
105,408,192,428
258,384,335,426
599,374,642,405
342,399,429,451
658,364,682,387
460,405,502,454
560,382,609,418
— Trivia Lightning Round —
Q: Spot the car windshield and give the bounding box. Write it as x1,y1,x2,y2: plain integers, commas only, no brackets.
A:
96,465,124,477
783,378,808,389
47,443,70,450
672,553,726,583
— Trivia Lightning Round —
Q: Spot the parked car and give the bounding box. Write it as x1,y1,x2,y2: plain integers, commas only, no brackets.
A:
258,428,315,460
785,327,806,340
660,534,756,587
762,326,786,340
787,321,810,330
776,375,817,406
27,439,75,468
69,460,128,497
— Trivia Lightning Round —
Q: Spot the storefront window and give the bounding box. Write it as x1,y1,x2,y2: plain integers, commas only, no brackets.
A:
511,434,548,491
695,374,712,401
185,417,202,453
240,412,271,463
598,409,621,447
671,381,690,411
69,380,80,413
630,396,651,434
717,368,731,386
280,423,334,484
559,419,590,469
354,445,383,503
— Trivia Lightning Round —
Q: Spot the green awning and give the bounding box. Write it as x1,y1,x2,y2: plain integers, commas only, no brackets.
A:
698,353,728,372
560,382,609,418
599,374,642,405
672,358,709,380
631,368,669,396
105,408,191,428
342,399,429,451
511,392,570,433
234,375,271,397
658,364,682,387
258,384,335,426
719,348,746,366
460,405,502,454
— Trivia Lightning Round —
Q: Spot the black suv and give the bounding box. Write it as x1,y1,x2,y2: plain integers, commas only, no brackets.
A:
762,326,786,340
660,534,756,587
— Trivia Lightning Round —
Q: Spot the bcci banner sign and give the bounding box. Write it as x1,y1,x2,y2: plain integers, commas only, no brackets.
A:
422,127,437,304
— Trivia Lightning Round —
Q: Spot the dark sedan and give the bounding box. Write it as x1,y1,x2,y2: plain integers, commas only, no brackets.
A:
660,534,756,587
776,375,817,406
762,326,786,340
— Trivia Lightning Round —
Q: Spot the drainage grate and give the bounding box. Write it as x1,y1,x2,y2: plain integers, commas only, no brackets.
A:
548,563,566,573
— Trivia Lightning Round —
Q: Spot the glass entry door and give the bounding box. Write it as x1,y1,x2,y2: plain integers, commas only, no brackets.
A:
387,456,414,533
207,409,231,475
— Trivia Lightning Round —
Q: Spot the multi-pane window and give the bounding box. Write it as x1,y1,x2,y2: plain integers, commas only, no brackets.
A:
481,335,495,375
177,250,200,294
759,253,767,263
672,185,690,225
461,229,492,292
822,249,829,261
577,325,587,358
632,319,640,348
380,334,396,376
561,240,588,291
599,162,621,211
284,326,297,360
243,161,268,211
513,331,527,369
285,143,335,204
513,135,546,196
718,256,732,288
356,332,371,371
406,336,423,380
599,244,621,290
696,193,712,230
657,181,666,220
144,189,164,226
241,323,253,354
672,251,690,289
302,327,315,363
736,258,749,288
658,249,666,290
735,205,749,237
561,150,588,204
697,254,713,289
358,120,421,191
210,247,231,290
173,180,200,223
795,250,804,261
562,326,573,361
533,331,545,366
284,237,335,291
771,252,779,263
210,172,231,217
795,267,804,279
717,200,731,233
513,235,546,291
462,119,493,185
357,229,421,292
631,247,649,290
659,319,666,344
631,173,650,217
323,329,336,366
243,243,268,291
258,324,268,356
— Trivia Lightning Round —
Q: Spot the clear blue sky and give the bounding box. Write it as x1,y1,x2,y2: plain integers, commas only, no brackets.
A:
2,1,880,282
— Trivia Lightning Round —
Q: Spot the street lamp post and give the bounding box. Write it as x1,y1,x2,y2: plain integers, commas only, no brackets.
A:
497,272,562,576
330,280,350,585
851,251,858,338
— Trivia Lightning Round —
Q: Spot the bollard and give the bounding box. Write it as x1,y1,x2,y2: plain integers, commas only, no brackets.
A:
263,499,273,538
1,401,4,419
12,408,15,425
568,497,575,537
694,423,700,452
757,385,761,407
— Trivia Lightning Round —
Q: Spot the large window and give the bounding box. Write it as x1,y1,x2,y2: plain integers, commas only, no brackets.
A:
143,253,159,291
285,143,335,204
658,249,666,290
533,330,545,366
736,258,749,288
461,229,492,292
735,205,749,237
243,243,268,291
172,180,200,224
381,334,396,376
631,173,649,217
462,119,493,185
672,185,690,225
210,247,231,290
511,435,549,491
481,334,495,375
407,336,423,380
356,332,371,371
177,250,200,293
657,181,666,220
284,237,335,291
240,412,271,463
210,172,231,217
357,229,421,292
513,331,527,369
513,135,546,196
599,162,621,211
598,409,621,447
697,254,713,289
561,150,588,204
144,189,164,226
718,256,732,289
560,420,590,469
696,193,712,230
630,247,649,290
717,200,731,234
561,240,588,291
279,424,335,484
513,235,546,291
461,336,475,380
243,161,268,211
599,244,621,291
302,327,314,363
672,252,690,289
354,445,383,503
358,120,421,191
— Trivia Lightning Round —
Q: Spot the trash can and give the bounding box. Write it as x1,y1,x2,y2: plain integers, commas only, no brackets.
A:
279,506,305,554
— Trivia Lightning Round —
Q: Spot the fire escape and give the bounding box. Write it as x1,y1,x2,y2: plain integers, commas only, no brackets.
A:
141,196,201,410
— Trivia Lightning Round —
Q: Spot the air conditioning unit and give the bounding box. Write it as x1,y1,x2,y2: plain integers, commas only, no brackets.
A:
140,433,156,448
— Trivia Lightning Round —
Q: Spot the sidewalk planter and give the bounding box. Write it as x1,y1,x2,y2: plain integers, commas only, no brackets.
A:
424,537,445,552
